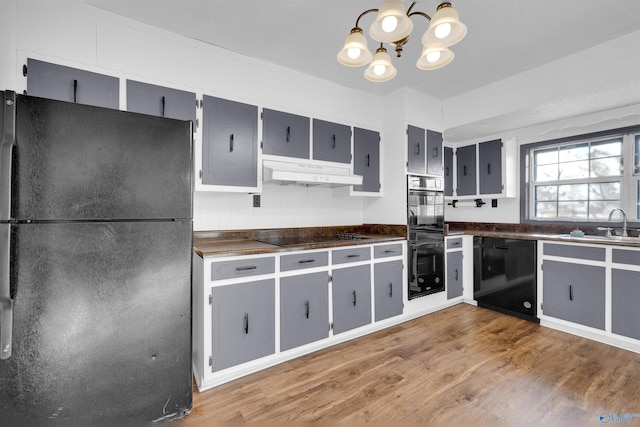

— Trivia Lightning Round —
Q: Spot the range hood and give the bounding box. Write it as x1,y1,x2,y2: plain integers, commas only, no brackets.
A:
263,159,363,187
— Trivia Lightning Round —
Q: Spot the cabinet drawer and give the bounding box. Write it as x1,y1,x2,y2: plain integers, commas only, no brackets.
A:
543,243,605,262
446,238,462,249
332,247,371,265
612,248,640,266
211,257,275,281
280,251,329,272
374,243,403,258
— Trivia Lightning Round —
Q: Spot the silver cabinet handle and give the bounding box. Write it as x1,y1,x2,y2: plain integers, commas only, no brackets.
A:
235,265,257,271
244,313,249,334
388,283,393,298
305,301,310,319
352,290,357,306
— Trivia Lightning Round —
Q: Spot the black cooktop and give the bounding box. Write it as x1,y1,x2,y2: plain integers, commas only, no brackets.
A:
257,233,368,247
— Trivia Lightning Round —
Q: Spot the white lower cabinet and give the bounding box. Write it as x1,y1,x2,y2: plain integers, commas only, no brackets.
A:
193,241,406,391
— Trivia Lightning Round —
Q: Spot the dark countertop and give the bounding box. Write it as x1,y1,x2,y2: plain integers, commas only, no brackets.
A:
446,222,640,248
193,224,407,258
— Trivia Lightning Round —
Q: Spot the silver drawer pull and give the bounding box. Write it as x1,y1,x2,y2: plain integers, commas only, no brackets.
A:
298,259,316,264
347,254,361,258
384,250,397,254
235,265,257,271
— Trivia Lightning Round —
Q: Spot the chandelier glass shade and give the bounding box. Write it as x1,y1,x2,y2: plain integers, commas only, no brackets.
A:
337,1,466,82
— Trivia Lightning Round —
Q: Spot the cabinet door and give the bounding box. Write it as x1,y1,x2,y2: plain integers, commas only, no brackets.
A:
280,272,330,351
312,119,351,164
444,146,454,197
426,130,444,176
446,251,463,299
612,269,640,340
407,125,426,174
332,265,372,334
26,58,119,109
479,139,503,195
211,280,275,371
202,95,258,187
542,260,605,330
353,127,380,193
262,108,310,159
126,80,196,122
374,260,404,321
456,144,477,196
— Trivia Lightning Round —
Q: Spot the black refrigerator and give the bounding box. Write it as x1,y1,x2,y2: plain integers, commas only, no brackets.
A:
0,91,193,422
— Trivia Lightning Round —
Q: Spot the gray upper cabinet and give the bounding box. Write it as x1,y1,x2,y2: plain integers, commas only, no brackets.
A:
201,95,258,187
407,125,426,174
312,119,352,164
26,58,119,109
262,108,310,159
280,272,330,351
446,250,463,299
353,127,380,193
478,139,503,195
332,264,372,334
374,260,404,321
456,144,477,196
542,260,605,330
126,80,196,122
426,130,444,176
211,279,275,372
444,146,454,197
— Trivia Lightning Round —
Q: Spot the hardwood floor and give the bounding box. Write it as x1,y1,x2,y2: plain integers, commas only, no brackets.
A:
179,304,640,424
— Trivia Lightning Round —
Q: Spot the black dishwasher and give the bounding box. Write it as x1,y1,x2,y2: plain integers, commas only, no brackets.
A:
473,237,538,323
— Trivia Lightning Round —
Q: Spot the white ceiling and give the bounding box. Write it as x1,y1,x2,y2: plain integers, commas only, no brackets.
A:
83,0,640,101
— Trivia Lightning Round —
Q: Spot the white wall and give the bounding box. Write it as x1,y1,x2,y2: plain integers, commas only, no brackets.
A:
0,0,392,231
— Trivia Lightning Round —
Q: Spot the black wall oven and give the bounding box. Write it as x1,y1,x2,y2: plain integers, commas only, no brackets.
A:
407,175,444,299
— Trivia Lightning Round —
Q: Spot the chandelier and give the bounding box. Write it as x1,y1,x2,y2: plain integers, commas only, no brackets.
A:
337,0,467,82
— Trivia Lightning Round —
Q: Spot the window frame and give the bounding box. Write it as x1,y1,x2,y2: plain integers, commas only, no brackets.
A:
520,125,640,226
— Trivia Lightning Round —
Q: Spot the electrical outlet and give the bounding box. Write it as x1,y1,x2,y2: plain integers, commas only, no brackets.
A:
253,194,261,207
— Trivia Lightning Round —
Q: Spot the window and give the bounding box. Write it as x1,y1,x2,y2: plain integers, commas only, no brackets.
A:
523,127,640,223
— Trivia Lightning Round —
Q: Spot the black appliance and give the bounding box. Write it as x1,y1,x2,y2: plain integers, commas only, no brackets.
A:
407,175,444,299
473,237,538,322
0,91,193,422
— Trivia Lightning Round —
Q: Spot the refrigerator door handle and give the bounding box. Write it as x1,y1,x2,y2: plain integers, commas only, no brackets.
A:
0,224,12,359
1,90,16,221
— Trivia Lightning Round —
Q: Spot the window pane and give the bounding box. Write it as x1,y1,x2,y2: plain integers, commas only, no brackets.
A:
591,157,622,177
558,201,588,219
558,184,588,200
559,160,589,179
589,182,620,200
590,140,622,158
535,148,558,166
635,135,640,175
559,143,589,162
534,164,558,181
589,201,620,220
535,185,557,202
535,202,557,218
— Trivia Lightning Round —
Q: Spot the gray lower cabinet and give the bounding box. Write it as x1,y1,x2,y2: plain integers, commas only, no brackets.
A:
426,129,443,176
332,264,372,334
444,146,454,197
612,269,640,340
407,125,426,174
374,260,403,321
456,144,477,196
202,95,258,187
353,127,380,193
262,108,310,158
26,58,119,109
446,250,463,299
211,280,275,371
478,139,503,195
280,272,330,351
312,119,351,164
542,260,605,330
126,80,196,122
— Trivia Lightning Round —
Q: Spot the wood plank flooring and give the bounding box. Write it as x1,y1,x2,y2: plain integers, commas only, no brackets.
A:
179,304,640,424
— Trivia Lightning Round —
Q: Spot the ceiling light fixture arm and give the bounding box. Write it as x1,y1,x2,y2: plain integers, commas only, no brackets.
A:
354,9,379,29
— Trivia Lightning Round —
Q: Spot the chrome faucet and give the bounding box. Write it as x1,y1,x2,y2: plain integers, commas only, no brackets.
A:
608,208,628,237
